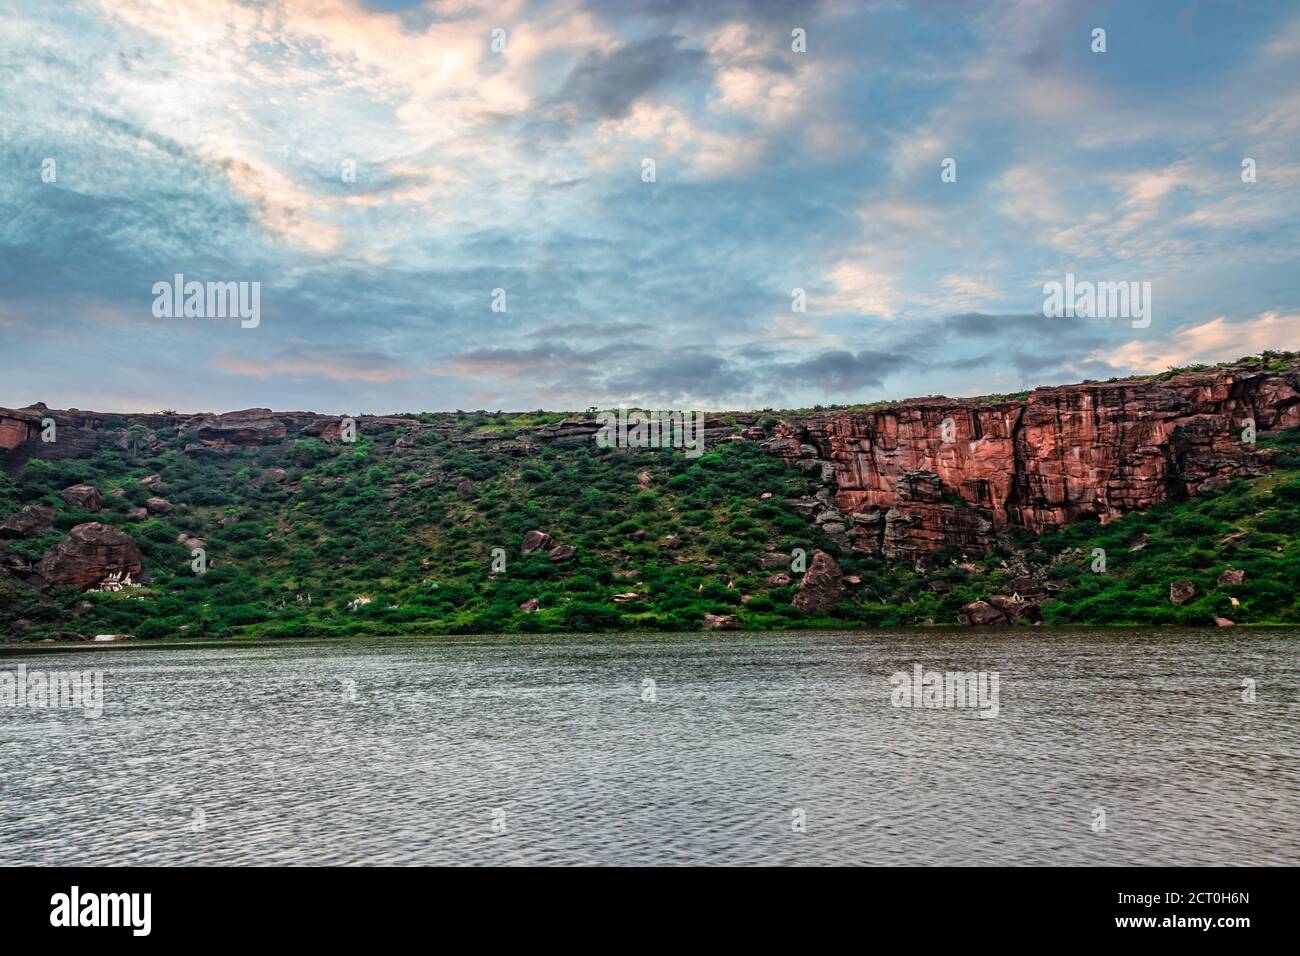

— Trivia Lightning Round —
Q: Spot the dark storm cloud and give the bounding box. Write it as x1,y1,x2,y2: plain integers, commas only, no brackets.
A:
769,349,913,394
549,35,707,121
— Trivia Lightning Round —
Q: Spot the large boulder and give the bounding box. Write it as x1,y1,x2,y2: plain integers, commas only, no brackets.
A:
548,544,576,562
1170,580,1196,606
0,505,54,538
61,484,104,512
959,600,1007,626
1217,566,1246,586
520,530,554,555
791,550,846,612
37,522,143,590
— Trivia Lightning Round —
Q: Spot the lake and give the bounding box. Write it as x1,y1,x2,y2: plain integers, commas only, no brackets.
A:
1,628,1297,865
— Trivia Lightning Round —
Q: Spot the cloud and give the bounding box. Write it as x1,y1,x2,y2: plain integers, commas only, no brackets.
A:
1,0,1297,415
1095,313,1300,373
215,348,417,383
549,35,707,122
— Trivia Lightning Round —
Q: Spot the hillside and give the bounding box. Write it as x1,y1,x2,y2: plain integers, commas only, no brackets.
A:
1,352,1299,640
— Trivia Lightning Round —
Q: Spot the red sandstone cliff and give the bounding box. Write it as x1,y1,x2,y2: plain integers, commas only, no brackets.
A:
769,362,1300,558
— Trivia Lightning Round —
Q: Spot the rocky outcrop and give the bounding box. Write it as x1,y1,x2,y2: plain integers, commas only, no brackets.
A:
181,408,290,449
959,594,1042,625
791,549,847,612
36,522,143,590
771,360,1300,557
1170,580,1196,605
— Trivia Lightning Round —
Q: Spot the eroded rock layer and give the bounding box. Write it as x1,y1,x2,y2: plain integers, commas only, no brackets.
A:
770,363,1300,556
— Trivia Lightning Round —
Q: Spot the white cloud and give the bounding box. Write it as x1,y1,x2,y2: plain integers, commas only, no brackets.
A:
1095,312,1300,373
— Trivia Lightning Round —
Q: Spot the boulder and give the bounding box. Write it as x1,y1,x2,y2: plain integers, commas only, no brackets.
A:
0,505,54,538
986,593,1041,623
612,592,639,603
765,572,793,587
456,478,473,500
1217,566,1246,586
548,544,577,562
61,484,104,512
757,553,788,570
790,550,846,612
145,497,172,515
1214,617,1236,627
519,598,540,612
1170,580,1196,605
959,600,1007,626
520,530,554,555
36,523,143,590
702,612,740,630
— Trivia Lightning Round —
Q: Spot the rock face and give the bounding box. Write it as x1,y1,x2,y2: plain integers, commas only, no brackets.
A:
791,550,847,612
1170,580,1196,605
770,362,1300,556
36,522,143,590
181,408,289,449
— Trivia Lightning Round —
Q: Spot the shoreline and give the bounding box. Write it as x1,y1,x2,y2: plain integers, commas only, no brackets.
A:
4,624,1299,658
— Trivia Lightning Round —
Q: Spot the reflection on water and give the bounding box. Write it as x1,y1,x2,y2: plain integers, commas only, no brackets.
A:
1,629,1297,865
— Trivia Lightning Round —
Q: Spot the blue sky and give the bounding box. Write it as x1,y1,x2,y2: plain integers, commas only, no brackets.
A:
2,0,1298,414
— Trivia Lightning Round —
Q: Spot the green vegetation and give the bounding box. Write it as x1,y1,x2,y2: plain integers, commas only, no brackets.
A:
1033,426,1300,625
2,411,1299,641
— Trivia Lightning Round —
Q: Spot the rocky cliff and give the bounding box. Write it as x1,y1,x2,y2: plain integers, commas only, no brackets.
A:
768,360,1300,558
5,358,1299,564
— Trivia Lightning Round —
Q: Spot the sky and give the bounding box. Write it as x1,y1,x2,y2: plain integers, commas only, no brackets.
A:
1,0,1298,415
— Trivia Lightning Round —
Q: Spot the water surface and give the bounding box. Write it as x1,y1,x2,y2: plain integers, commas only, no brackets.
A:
2,628,1297,865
